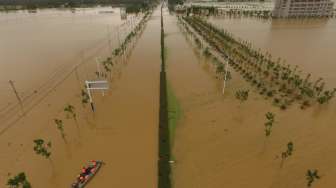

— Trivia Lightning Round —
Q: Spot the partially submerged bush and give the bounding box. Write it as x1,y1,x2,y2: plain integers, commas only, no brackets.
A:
7,172,31,188
54,119,65,139
264,112,275,136
33,139,52,159
235,89,249,102
306,169,320,187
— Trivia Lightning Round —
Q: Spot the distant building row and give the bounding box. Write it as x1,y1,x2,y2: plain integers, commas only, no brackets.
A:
273,0,335,17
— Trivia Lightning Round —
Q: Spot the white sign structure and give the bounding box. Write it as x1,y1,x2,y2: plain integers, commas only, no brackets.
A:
85,80,109,112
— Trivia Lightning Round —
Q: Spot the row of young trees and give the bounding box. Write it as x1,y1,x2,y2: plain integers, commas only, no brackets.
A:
82,10,152,105
181,16,335,111
179,17,322,187
186,6,272,19
177,18,232,95
6,9,153,188
184,6,335,19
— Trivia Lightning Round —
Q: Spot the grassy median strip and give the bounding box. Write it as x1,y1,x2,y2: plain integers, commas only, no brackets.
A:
167,82,182,149
158,4,171,188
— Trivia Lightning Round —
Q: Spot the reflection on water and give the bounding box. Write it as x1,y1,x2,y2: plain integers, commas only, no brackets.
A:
209,17,336,87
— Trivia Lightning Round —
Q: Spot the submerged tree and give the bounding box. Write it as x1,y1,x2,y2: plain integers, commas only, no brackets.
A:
7,172,31,188
54,119,65,139
235,89,249,102
317,89,336,104
216,63,232,81
81,89,90,105
280,141,294,167
33,139,51,159
264,112,275,136
203,47,211,57
181,16,336,110
306,169,320,187
64,104,76,120
102,58,113,74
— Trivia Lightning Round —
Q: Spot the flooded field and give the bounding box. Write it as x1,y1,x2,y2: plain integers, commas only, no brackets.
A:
209,17,336,86
0,7,124,110
1,3,336,188
0,7,160,188
165,8,336,188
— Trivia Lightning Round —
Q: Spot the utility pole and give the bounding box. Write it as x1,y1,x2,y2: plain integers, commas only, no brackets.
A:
85,80,109,112
107,25,113,55
222,61,229,95
9,80,24,114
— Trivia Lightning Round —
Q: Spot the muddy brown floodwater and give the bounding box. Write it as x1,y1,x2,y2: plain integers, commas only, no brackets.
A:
0,7,160,188
209,16,336,87
165,8,336,188
0,7,123,109
1,4,336,188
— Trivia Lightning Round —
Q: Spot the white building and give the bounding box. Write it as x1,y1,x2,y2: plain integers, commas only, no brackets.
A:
273,0,334,17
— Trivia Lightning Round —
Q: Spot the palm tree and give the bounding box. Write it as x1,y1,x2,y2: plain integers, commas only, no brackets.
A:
7,172,31,188
306,169,320,187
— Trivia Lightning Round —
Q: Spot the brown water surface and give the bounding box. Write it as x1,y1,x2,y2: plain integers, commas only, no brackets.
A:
209,16,336,87
166,10,336,188
0,7,124,110
0,7,160,187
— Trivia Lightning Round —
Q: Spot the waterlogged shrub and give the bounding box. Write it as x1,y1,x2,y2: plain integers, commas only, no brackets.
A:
306,169,320,187
54,119,65,139
33,139,52,159
264,112,275,136
280,141,294,167
81,89,90,104
7,172,31,188
235,90,249,102
64,104,76,120
317,89,336,104
203,47,211,57
281,142,294,159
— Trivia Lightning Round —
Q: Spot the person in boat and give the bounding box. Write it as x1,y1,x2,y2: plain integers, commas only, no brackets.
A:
78,161,97,180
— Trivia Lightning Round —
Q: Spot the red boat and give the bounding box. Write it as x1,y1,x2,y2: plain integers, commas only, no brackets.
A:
71,160,103,188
